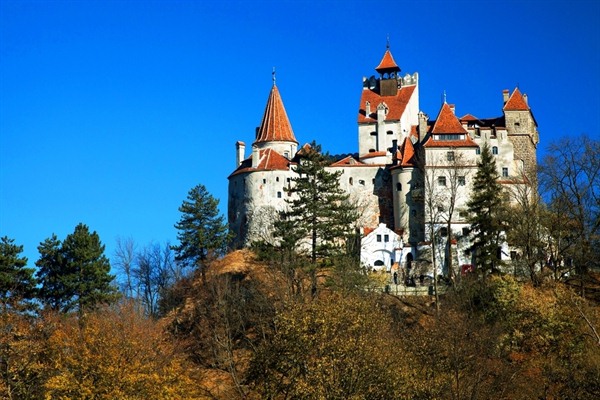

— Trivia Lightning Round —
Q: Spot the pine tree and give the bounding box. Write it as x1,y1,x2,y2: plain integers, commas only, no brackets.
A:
172,184,229,282
467,143,506,276
275,142,358,294
36,224,118,313
0,236,37,311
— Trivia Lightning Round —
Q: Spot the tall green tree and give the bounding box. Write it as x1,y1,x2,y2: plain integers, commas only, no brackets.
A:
275,142,358,295
467,143,506,277
36,223,118,313
0,236,37,311
172,184,229,283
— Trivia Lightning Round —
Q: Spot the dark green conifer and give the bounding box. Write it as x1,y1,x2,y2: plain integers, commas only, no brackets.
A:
36,224,118,313
0,236,37,311
467,143,506,276
172,184,229,282
275,142,359,295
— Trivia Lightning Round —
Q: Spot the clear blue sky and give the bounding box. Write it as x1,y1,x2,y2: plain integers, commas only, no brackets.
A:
1,0,599,269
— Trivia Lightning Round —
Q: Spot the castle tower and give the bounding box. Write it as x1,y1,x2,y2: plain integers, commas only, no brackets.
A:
358,46,420,162
503,88,539,181
228,78,299,248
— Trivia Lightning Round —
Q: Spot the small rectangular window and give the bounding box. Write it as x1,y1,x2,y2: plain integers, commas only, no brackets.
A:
384,234,389,242
376,235,382,242
438,205,444,212
502,167,509,177
476,147,481,155
263,179,267,184
458,176,466,186
447,151,455,161
277,191,282,198
438,176,446,186
462,227,470,236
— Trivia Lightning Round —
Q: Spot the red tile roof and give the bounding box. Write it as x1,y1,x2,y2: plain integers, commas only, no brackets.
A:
459,114,480,122
423,138,479,148
431,103,468,134
330,155,367,167
229,148,292,177
375,49,400,73
358,85,416,123
503,88,529,111
254,85,298,145
400,137,416,166
360,151,387,160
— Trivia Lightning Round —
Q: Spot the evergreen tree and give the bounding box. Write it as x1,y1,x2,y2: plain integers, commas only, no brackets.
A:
0,236,37,311
36,224,118,313
467,143,506,276
172,184,229,282
275,142,358,294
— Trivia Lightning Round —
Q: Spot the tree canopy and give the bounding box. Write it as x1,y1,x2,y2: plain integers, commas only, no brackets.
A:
275,142,358,263
36,223,118,313
467,142,506,276
0,236,37,311
172,184,229,281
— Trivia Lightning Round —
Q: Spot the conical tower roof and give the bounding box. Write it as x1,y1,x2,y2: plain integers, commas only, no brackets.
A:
254,84,297,145
375,49,400,74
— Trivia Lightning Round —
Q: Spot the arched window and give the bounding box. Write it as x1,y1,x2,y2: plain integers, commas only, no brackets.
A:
396,182,402,191
492,146,498,155
349,177,353,185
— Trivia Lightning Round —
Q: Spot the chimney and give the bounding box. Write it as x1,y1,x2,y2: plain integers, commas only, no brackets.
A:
236,141,246,167
523,93,528,105
252,146,259,168
449,104,455,115
503,89,509,104
391,139,398,165
365,101,371,117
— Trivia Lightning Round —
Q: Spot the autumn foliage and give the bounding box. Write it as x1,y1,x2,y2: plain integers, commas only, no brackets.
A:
2,251,600,399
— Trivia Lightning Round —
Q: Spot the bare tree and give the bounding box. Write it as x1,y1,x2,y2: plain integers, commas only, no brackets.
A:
505,179,547,285
113,237,136,298
540,135,600,292
441,148,472,281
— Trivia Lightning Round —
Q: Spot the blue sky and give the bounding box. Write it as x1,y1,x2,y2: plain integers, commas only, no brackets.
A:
1,0,599,268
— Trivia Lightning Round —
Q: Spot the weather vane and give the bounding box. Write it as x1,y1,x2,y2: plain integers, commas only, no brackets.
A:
272,67,276,86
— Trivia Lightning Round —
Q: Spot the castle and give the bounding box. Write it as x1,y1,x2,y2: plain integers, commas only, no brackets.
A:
228,47,538,273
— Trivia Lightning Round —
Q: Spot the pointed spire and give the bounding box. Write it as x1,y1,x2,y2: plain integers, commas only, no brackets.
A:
272,67,276,86
254,84,297,145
